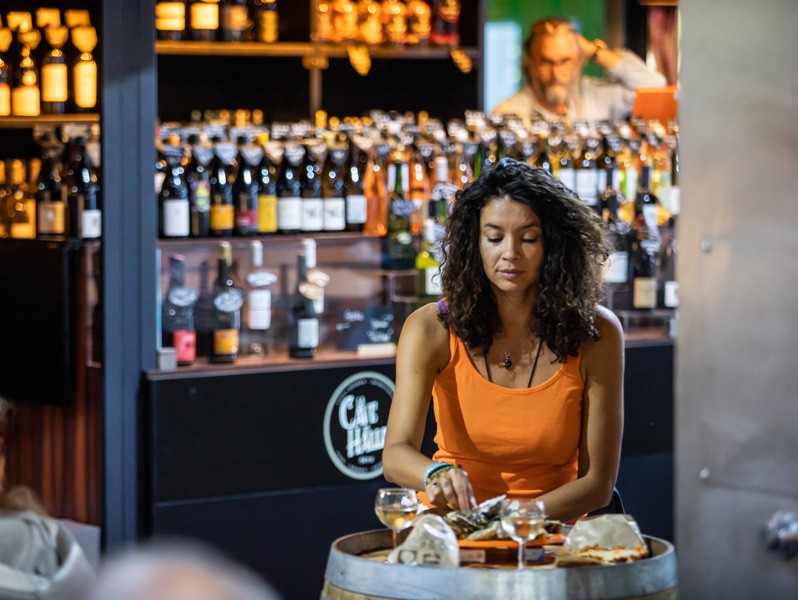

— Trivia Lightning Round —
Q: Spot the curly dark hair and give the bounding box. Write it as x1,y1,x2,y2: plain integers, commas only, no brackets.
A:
439,157,609,362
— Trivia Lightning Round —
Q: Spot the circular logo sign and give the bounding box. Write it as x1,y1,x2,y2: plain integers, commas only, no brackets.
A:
323,371,394,480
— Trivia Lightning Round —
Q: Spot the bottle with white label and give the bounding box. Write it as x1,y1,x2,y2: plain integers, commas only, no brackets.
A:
35,142,66,237
158,136,190,239
301,142,324,232
242,240,277,356
344,138,368,232
277,142,304,233
289,252,319,359
321,143,347,232
302,238,330,315
574,138,598,210
64,136,102,239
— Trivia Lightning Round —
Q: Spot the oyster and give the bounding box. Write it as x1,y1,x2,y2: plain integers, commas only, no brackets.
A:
443,495,506,538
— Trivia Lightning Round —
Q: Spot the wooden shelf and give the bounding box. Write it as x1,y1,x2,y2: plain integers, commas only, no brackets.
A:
156,40,313,57
0,114,101,129
155,40,479,61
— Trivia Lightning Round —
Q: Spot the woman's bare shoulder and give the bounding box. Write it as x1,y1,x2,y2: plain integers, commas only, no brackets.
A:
593,304,624,341
403,302,450,343
398,303,451,366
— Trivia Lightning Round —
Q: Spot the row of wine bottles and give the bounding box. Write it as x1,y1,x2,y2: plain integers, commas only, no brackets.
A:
0,9,98,116
314,0,460,46
162,238,329,364
156,110,679,245
0,133,101,240
155,0,460,47
156,0,278,43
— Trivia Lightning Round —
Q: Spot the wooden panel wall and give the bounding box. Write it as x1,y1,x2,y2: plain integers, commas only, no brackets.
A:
2,247,102,525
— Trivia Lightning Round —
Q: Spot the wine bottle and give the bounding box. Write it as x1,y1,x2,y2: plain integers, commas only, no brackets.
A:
194,259,213,357
255,133,278,234
189,0,220,41
358,0,383,45
600,186,631,287
630,217,658,310
233,136,261,236
344,138,368,232
657,224,679,309
320,143,347,232
302,238,330,315
156,1,186,41
159,136,191,238
363,142,389,236
634,164,659,233
251,0,279,43
533,133,552,173
406,0,432,46
574,137,598,210
219,0,248,42
430,0,459,46
595,134,618,201
208,140,236,236
209,241,244,363
277,142,304,233
243,240,277,356
288,251,319,359
408,145,430,234
0,29,11,116
428,154,451,226
7,159,35,239
64,136,101,239
10,43,40,117
416,218,442,306
162,254,199,366
35,141,66,237
382,158,416,270
554,137,576,191
186,133,213,237
70,26,97,112
301,142,324,232
382,0,407,46
39,25,69,114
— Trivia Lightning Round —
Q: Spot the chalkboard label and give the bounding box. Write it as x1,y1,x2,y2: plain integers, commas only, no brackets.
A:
336,306,395,350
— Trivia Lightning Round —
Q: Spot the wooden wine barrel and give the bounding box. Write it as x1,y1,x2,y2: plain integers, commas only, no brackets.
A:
321,529,677,600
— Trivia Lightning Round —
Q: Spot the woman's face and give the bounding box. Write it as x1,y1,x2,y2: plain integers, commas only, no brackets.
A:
479,196,544,297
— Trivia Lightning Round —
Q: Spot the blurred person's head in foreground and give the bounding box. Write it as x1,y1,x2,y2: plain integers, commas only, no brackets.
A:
87,538,282,600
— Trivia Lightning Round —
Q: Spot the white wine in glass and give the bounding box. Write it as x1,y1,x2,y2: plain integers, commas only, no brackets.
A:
500,498,546,569
374,488,419,548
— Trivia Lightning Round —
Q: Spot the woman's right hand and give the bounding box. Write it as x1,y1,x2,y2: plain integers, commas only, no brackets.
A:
424,466,477,512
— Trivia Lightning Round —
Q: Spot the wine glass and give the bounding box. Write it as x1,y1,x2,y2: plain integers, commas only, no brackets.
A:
374,488,419,548
499,498,546,569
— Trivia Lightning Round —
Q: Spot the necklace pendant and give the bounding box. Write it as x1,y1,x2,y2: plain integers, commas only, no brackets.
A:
500,356,512,369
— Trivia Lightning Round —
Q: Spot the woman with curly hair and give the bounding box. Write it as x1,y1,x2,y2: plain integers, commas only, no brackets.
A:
382,158,624,521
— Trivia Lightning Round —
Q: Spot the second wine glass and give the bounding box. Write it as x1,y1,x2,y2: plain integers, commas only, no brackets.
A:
374,487,419,548
500,498,546,569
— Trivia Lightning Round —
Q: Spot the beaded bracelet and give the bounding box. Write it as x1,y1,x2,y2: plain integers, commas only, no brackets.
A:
424,462,461,487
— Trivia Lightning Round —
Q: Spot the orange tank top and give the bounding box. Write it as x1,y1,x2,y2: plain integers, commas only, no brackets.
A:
431,329,584,503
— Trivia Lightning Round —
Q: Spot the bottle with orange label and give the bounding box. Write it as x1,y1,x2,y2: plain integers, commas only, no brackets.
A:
208,140,236,236
209,241,243,363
